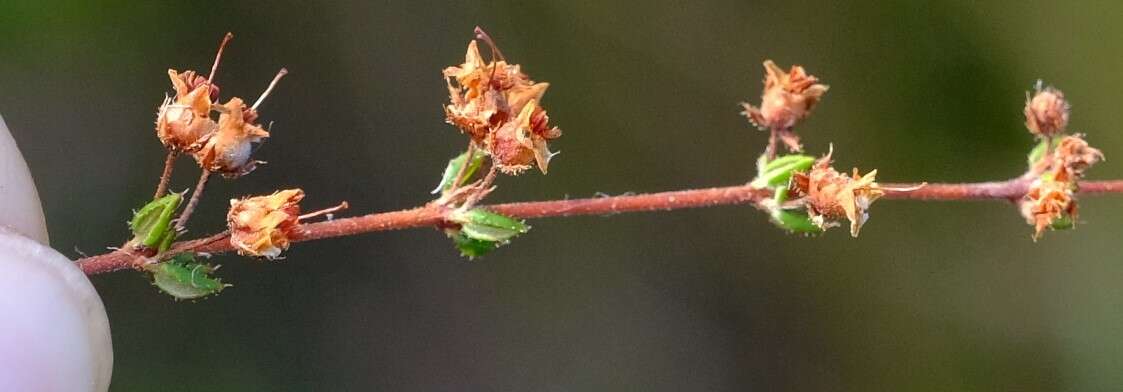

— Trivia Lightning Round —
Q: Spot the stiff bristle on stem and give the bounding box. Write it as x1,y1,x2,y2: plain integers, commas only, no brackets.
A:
251,68,289,111
207,32,235,84
298,201,350,221
473,26,506,62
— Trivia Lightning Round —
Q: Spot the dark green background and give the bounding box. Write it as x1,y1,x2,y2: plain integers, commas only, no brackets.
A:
2,1,1122,390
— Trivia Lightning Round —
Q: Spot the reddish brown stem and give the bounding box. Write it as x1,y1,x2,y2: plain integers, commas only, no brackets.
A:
153,151,178,199
75,179,1123,275
175,170,211,232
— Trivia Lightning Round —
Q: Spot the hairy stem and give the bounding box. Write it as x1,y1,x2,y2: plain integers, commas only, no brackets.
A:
175,170,211,232
153,151,178,199
75,178,1123,275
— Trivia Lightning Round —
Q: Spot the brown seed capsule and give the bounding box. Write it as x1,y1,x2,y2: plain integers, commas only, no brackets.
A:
790,152,884,237
228,189,304,259
193,97,270,178
1024,82,1070,138
741,60,829,150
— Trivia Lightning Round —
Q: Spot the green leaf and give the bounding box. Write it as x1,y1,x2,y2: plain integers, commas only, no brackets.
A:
770,209,823,234
772,186,790,204
451,230,500,259
145,253,228,300
433,149,487,194
750,154,815,189
1050,215,1075,231
156,229,177,253
450,208,529,243
1027,137,1061,167
130,194,182,249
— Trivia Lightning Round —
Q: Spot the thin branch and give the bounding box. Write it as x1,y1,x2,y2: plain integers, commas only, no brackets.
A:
75,178,1123,275
175,170,211,232
153,151,178,199
462,165,499,208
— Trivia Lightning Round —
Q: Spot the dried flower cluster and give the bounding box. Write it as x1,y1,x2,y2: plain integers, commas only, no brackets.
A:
443,32,561,174
741,60,829,153
789,151,885,237
1019,83,1103,239
739,60,899,237
154,33,286,179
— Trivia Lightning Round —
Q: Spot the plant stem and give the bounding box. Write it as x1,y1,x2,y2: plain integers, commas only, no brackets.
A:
75,178,1123,275
175,170,211,232
462,165,499,208
153,151,178,199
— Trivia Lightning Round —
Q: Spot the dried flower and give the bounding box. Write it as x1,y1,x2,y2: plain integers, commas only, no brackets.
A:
155,33,233,152
1024,81,1070,138
741,60,829,151
156,69,218,152
444,41,499,141
1052,134,1103,180
228,189,304,259
193,97,270,178
443,29,561,175
789,151,884,237
1020,178,1076,240
487,100,561,174
191,69,287,178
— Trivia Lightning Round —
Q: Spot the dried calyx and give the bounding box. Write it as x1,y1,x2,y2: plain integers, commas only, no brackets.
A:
227,189,347,260
741,60,829,155
788,150,885,237
156,33,232,152
1024,81,1069,139
444,28,561,174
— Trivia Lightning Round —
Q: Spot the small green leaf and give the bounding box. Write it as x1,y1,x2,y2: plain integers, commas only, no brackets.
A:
1050,215,1074,231
157,229,177,253
451,230,501,259
433,149,487,194
1027,137,1061,167
772,186,790,204
770,209,823,234
130,194,182,249
750,154,815,189
450,208,529,243
145,253,228,300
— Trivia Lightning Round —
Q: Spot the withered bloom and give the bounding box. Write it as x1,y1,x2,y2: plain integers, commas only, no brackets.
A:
790,152,884,237
156,69,218,151
444,41,499,141
228,189,304,259
487,100,561,174
155,33,233,152
193,97,270,178
1024,82,1069,138
443,32,560,175
1052,134,1103,179
1020,179,1076,240
741,60,829,151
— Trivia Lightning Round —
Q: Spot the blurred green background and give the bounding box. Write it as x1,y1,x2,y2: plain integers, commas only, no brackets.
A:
2,1,1123,390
